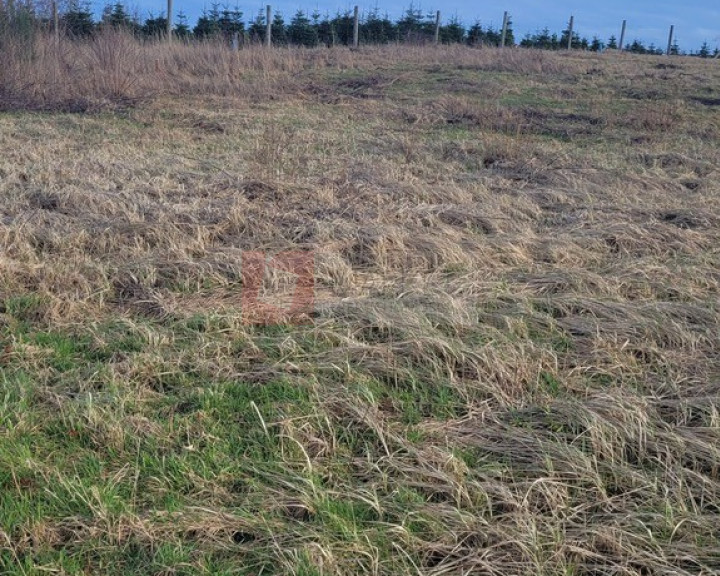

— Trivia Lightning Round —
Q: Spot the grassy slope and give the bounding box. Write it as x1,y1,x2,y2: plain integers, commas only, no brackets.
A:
1,43,720,575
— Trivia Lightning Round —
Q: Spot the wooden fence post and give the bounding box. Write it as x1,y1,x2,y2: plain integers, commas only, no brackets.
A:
353,6,359,48
567,15,574,50
166,0,172,41
500,11,509,47
618,19,626,51
434,11,441,45
265,5,272,47
666,25,674,55
52,0,59,45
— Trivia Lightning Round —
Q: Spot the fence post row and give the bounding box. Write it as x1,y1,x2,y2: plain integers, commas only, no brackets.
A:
84,4,681,55
353,6,359,48
265,4,271,47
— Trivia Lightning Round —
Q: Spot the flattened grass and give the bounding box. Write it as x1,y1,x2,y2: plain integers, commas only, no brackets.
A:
1,41,720,575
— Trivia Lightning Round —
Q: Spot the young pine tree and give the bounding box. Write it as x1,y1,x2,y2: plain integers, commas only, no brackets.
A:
248,9,266,43
288,10,318,47
396,5,423,43
174,12,191,39
217,8,243,41
363,8,395,44
63,0,95,37
141,14,167,39
439,16,464,45
101,2,135,30
466,21,483,46
315,12,334,46
330,10,354,45
271,12,287,45
193,9,219,38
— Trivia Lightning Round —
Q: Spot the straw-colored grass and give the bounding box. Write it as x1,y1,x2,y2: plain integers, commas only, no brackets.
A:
1,31,719,575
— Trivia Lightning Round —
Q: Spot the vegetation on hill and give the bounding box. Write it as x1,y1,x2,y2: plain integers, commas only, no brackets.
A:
1,30,720,576
2,0,719,54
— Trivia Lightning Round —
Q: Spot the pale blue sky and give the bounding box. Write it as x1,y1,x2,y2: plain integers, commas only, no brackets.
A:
95,0,720,50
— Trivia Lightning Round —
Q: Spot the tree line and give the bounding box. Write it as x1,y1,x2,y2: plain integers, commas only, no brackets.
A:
2,1,718,57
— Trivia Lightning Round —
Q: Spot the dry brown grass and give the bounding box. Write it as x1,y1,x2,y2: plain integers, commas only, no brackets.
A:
0,30,584,111
1,33,720,575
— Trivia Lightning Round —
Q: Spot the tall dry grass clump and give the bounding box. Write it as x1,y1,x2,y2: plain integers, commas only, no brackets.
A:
0,31,589,111
1,29,142,110
0,30,319,110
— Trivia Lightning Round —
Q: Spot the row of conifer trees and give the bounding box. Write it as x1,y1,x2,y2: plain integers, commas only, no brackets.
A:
2,1,717,56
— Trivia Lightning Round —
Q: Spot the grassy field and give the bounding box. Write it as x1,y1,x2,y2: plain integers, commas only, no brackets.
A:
1,36,720,575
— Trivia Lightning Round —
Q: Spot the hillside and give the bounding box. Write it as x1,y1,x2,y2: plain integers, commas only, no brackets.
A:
1,40,720,575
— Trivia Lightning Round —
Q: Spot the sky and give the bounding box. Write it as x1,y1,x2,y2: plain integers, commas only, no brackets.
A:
91,0,720,51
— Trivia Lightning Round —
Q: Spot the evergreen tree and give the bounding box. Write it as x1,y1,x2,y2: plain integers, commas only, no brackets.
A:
590,36,604,52
484,25,501,46
101,3,133,29
466,21,484,46
420,11,437,38
330,10,354,45
560,20,581,49
439,16,464,44
248,9,266,43
396,4,424,42
503,16,515,46
521,27,554,50
698,41,711,58
142,14,167,38
362,8,395,44
628,39,646,54
193,8,219,38
271,11,287,45
466,21,506,47
607,35,617,49
174,11,191,38
539,28,553,49
288,10,318,46
218,8,243,40
315,11,334,46
63,0,95,37
519,32,533,48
